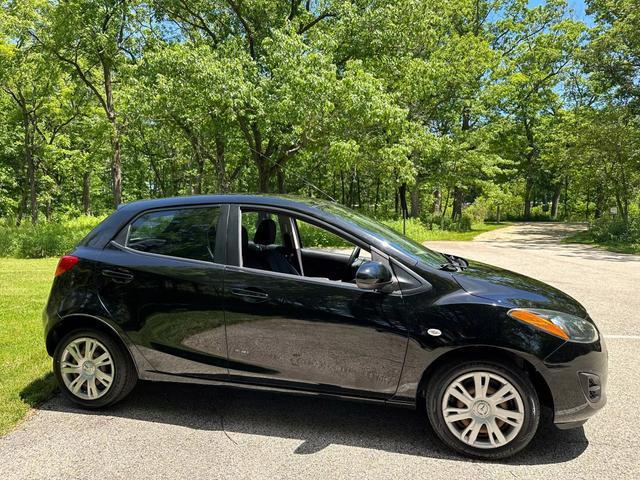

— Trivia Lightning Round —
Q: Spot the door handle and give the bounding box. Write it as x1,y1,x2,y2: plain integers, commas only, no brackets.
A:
102,269,134,284
230,287,269,302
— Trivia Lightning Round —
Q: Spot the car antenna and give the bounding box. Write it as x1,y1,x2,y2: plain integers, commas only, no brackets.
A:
274,157,338,203
297,175,338,203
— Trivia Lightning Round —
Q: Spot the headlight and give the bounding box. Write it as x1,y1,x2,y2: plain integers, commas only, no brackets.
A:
507,308,599,343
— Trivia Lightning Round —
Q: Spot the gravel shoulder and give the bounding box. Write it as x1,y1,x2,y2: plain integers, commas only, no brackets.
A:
1,222,638,480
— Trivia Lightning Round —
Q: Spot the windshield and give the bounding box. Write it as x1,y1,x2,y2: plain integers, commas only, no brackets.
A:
321,203,446,268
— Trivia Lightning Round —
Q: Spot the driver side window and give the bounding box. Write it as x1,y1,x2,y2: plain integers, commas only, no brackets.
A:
295,218,371,282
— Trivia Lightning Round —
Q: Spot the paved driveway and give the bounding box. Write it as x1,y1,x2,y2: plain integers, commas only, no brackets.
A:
1,223,639,479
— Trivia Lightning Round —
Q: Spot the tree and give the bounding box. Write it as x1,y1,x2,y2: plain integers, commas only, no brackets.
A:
36,0,143,206
491,0,584,218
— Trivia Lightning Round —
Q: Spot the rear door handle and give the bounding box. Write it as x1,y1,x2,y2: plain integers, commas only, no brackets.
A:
102,269,134,284
230,287,269,302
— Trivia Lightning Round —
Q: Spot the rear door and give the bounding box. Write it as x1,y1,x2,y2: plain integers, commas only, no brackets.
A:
222,204,409,399
97,204,229,379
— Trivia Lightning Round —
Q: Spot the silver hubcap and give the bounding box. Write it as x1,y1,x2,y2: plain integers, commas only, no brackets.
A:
60,337,114,400
441,371,525,449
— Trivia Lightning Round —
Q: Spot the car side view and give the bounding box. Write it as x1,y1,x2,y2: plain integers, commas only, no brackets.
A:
43,195,607,459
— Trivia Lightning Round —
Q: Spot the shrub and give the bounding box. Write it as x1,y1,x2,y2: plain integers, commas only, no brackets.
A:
457,214,472,232
0,216,103,258
587,214,640,244
463,201,489,225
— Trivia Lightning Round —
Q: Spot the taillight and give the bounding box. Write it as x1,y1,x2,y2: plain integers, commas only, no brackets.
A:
54,255,79,277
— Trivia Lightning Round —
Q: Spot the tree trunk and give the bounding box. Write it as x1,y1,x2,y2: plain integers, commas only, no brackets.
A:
103,60,122,207
451,187,463,221
276,164,286,194
594,187,605,219
348,172,354,207
585,187,590,220
433,189,441,214
563,175,569,220
257,158,269,193
82,171,91,215
398,183,409,219
394,187,399,215
45,199,52,221
523,178,533,220
215,133,227,193
192,151,204,194
24,118,38,224
16,184,27,226
550,183,562,220
410,182,420,218
441,189,451,229
110,124,122,206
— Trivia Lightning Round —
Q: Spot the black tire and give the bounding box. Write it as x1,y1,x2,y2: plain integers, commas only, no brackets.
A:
425,360,540,460
53,329,138,409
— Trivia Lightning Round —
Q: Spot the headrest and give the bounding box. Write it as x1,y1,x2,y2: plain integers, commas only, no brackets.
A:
254,218,277,245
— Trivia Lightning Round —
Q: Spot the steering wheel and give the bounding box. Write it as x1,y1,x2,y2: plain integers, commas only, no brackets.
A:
345,246,361,278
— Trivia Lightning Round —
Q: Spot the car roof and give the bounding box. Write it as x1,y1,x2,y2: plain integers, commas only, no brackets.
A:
81,194,348,250
118,194,336,216
79,193,439,272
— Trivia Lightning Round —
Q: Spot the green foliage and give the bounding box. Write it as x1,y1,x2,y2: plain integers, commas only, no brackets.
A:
254,214,504,249
297,220,352,248
380,218,435,243
0,0,638,251
0,216,102,258
587,213,640,245
567,212,640,254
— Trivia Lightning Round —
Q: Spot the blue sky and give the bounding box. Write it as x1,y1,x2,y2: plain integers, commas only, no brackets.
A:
530,0,594,26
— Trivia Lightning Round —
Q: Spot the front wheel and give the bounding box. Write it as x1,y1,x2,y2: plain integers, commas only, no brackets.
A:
53,329,137,409
425,361,540,459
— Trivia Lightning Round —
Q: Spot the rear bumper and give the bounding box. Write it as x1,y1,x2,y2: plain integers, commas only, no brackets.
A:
542,337,608,427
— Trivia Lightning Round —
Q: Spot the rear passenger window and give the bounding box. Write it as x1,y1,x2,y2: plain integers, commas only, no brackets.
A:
126,207,221,262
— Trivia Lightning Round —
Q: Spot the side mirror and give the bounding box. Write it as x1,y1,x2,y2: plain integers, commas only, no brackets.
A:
355,261,393,290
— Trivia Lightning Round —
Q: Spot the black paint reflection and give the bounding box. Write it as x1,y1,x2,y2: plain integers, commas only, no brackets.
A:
97,247,228,377
223,268,409,398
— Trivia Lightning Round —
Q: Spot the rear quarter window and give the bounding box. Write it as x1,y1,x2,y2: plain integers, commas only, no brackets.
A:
126,207,221,262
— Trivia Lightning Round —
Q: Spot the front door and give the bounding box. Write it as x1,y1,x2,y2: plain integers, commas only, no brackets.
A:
222,205,408,399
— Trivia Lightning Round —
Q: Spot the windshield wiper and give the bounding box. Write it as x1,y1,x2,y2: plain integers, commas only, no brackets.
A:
439,254,468,272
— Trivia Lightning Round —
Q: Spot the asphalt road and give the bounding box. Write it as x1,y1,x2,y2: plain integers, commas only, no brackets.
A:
1,223,639,480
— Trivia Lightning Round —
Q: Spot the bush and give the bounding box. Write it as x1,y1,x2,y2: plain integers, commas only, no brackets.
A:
588,214,640,244
0,216,103,258
457,214,472,232
463,201,489,225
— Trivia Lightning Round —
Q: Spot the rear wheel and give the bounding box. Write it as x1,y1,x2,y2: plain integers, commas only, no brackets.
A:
425,360,540,459
53,329,137,409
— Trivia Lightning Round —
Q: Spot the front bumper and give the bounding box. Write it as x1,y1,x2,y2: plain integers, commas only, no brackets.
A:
541,336,608,428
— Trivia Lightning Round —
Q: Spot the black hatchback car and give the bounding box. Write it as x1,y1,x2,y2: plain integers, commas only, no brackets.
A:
44,195,607,459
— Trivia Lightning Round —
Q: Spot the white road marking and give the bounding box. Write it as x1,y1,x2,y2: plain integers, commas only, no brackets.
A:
604,335,640,340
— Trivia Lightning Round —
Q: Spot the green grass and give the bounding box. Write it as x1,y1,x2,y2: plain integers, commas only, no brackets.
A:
564,230,640,254
0,258,58,435
419,222,512,241
381,219,511,243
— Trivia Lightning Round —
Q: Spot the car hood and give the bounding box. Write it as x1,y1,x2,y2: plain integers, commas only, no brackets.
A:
451,259,587,317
